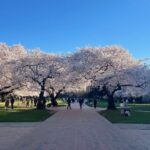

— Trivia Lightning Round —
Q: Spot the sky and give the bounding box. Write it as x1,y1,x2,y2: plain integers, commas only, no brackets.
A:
0,0,150,61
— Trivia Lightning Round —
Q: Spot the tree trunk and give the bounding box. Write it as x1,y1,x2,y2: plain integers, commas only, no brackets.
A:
107,95,116,110
49,90,63,107
37,86,45,109
51,97,58,107
50,93,58,107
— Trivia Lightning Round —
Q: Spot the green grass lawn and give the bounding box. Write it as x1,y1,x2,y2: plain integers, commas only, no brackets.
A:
131,106,150,111
100,109,150,124
0,101,35,109
88,99,150,124
128,104,150,111
0,99,67,109
88,99,150,111
0,101,56,122
89,99,150,124
87,100,119,108
0,98,67,122
56,99,67,106
0,108,55,122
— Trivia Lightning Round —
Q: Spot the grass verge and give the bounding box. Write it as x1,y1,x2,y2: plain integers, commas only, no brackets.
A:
0,108,56,122
99,109,150,124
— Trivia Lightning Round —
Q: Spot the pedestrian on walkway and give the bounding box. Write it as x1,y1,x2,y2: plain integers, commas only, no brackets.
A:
30,97,33,107
10,95,15,109
26,97,30,107
93,99,97,109
34,96,38,106
67,97,71,110
79,98,84,109
5,96,10,110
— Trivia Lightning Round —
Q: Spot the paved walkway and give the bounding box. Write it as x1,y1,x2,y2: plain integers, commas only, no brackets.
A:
1,103,150,150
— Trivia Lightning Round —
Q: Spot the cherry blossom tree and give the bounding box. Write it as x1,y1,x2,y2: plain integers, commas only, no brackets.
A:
0,43,150,111
0,43,27,100
89,46,149,109
18,51,66,109
67,45,150,109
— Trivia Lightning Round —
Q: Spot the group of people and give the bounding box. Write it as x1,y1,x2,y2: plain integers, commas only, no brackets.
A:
4,95,39,110
67,97,85,110
19,96,38,107
67,98,98,110
3,94,98,110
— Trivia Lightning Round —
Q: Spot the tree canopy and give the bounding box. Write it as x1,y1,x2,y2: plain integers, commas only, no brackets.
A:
0,43,149,109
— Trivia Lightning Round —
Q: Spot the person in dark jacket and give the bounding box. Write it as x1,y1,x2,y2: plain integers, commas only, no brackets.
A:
5,98,9,110
79,98,84,109
67,97,71,110
10,95,15,109
93,99,97,109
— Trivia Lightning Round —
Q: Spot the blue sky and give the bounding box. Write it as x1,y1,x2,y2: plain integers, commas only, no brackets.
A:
0,0,150,60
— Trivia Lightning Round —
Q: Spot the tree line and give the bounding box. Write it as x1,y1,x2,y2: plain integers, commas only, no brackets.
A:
0,43,149,109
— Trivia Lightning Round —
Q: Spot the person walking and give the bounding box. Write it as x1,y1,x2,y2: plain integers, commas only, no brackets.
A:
67,97,71,110
10,95,15,109
26,97,30,107
34,96,38,106
93,99,97,109
79,98,84,109
5,96,10,110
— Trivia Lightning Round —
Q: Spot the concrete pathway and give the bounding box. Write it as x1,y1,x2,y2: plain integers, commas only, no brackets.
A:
2,103,150,150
